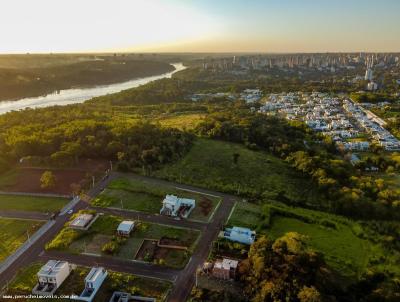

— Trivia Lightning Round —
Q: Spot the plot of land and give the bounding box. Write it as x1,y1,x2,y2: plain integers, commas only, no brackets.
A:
157,113,206,130
0,218,44,262
8,262,172,301
92,176,221,222
0,168,87,195
0,194,68,212
227,202,264,229
0,160,109,195
154,138,323,204
268,215,371,278
47,213,200,268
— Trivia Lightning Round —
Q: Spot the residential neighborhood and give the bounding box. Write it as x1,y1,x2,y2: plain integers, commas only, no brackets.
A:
259,92,400,151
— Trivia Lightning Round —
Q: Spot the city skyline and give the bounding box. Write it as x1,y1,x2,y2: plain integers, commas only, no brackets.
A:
1,0,400,53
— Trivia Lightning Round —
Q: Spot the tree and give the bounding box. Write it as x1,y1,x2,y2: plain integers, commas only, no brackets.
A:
298,286,321,302
40,171,56,189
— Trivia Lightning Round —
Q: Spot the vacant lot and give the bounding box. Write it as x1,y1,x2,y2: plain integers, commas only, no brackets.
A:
0,168,87,195
227,202,264,230
47,212,200,268
92,176,221,222
0,218,44,262
228,202,394,280
154,138,322,204
0,194,68,212
269,215,371,278
8,262,171,301
157,113,206,130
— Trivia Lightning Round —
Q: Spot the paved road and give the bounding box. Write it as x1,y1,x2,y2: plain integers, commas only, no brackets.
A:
0,200,87,288
40,251,179,282
0,172,240,301
168,197,235,302
0,210,49,220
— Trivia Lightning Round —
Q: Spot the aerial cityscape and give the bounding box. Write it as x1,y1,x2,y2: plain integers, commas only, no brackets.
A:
0,1,399,302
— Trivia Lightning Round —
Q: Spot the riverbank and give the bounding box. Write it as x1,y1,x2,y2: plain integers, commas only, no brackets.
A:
0,57,175,102
0,63,186,115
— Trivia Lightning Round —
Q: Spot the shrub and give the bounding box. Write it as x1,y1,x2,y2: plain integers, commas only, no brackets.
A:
46,228,81,250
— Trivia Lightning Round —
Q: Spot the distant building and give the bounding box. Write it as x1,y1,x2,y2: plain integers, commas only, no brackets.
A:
32,260,71,295
367,81,378,91
365,68,373,81
223,226,256,245
212,258,239,280
117,221,135,237
76,267,108,302
160,195,195,218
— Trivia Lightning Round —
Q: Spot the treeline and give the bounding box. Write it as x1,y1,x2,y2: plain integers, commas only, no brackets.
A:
0,106,193,172
350,92,398,103
194,108,400,220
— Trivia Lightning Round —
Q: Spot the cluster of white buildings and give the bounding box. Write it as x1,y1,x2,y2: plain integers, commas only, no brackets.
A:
240,89,263,104
259,92,400,151
33,260,156,302
342,100,400,151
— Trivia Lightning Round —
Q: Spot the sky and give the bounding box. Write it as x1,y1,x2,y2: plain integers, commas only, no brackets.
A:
1,0,400,53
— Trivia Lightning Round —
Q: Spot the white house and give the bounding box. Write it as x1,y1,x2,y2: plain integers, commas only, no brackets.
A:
160,194,195,218
117,221,135,237
75,267,108,302
32,260,72,295
223,227,256,245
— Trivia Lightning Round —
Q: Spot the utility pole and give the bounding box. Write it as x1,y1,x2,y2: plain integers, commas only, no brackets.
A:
92,176,95,188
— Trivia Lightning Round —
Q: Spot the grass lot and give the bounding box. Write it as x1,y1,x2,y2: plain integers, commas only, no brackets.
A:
0,194,68,212
154,138,322,204
157,113,206,130
47,212,200,268
227,202,264,230
268,216,370,278
92,176,221,222
8,262,172,302
0,218,44,262
225,201,396,280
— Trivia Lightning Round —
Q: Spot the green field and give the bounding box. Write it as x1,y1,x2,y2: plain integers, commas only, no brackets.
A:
8,262,171,302
0,218,44,262
47,212,200,268
268,216,370,278
0,194,68,212
225,201,397,280
157,113,206,130
227,202,264,229
92,177,221,222
154,138,322,204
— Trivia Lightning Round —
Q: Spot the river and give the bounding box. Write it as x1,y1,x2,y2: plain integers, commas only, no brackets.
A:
0,62,186,115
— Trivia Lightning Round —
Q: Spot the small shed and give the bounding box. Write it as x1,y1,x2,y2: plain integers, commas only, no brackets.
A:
117,220,135,237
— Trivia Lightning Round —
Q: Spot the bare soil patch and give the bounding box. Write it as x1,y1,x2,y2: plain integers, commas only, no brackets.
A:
198,197,213,216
